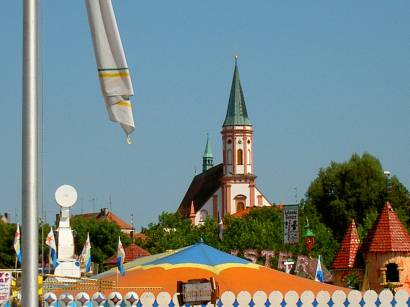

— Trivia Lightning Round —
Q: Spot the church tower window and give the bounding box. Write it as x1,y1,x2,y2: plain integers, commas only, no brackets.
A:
237,149,243,165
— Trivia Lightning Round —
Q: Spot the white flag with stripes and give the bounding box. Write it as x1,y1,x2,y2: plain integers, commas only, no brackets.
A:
85,0,135,142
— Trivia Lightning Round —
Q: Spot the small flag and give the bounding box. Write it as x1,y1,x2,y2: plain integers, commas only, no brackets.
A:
117,237,125,276
218,211,223,242
13,224,22,265
85,0,135,142
45,227,58,268
315,255,324,283
80,232,92,273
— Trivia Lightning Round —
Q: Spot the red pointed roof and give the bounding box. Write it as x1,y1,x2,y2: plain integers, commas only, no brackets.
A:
362,202,410,253
104,244,150,266
332,220,361,269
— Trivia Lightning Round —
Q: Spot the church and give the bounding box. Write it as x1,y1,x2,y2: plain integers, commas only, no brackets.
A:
178,59,271,225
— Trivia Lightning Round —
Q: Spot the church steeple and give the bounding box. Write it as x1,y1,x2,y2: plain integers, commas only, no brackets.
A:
223,57,252,127
202,133,214,172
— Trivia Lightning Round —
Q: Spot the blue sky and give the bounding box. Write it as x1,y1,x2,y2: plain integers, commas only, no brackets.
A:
1,1,409,230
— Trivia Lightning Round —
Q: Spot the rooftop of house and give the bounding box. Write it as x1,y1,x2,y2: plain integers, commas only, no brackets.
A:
104,243,150,266
74,208,133,230
361,202,410,253
332,219,362,269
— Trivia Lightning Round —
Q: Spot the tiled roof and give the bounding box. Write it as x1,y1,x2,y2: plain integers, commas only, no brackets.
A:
332,220,361,269
362,202,410,253
104,212,133,230
178,164,223,217
75,209,133,230
104,244,150,265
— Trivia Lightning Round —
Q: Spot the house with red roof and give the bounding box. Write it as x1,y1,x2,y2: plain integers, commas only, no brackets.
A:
74,208,134,235
332,202,410,292
104,244,150,268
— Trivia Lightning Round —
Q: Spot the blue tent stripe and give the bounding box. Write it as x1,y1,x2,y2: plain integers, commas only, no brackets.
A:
145,242,249,266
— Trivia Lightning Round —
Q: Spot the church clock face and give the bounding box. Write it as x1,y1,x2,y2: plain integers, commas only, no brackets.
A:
238,140,242,144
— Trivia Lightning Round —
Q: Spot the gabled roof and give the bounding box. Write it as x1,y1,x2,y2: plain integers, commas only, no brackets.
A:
223,59,252,127
332,220,361,269
104,244,150,266
178,164,223,216
75,208,133,230
362,202,410,253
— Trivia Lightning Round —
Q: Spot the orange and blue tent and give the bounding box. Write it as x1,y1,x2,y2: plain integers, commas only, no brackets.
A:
95,241,347,295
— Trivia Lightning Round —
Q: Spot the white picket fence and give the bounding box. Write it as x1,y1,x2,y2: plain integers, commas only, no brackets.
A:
38,289,410,306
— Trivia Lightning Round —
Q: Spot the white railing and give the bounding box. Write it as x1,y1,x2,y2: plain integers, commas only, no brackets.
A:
36,289,410,306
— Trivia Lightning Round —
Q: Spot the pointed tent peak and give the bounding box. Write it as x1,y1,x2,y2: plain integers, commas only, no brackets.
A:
203,133,213,158
362,201,410,253
332,219,361,269
145,241,251,267
223,58,252,127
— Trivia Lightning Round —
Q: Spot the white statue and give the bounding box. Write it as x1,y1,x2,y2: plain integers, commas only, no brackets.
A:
54,185,81,278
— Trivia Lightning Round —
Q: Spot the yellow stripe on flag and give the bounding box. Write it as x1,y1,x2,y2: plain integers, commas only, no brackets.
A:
115,101,132,108
99,72,130,78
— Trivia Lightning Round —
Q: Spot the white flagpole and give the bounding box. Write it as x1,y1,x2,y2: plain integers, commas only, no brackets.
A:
22,0,39,304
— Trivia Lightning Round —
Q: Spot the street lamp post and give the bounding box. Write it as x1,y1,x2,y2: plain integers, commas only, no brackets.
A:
303,219,315,255
22,0,39,305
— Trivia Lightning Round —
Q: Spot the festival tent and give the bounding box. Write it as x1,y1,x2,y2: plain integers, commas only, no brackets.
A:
94,241,347,295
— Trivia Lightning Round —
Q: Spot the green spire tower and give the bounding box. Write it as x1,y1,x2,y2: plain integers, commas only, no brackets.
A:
223,56,252,127
202,133,214,172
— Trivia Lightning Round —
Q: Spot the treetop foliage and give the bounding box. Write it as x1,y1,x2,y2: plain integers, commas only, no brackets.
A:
305,153,409,241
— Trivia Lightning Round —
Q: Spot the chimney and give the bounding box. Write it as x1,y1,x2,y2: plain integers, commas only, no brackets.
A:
100,208,109,216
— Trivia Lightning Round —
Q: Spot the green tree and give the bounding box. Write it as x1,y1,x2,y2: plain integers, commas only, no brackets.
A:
141,212,201,254
140,207,338,268
70,216,130,271
305,153,410,241
0,221,16,268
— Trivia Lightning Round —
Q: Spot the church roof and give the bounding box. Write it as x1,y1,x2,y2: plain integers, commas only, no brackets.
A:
332,220,361,269
178,163,223,216
203,134,213,158
223,59,252,127
362,202,410,253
